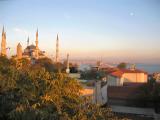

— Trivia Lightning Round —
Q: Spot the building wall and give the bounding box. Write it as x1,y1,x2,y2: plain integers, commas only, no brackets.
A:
107,73,147,86
69,73,80,79
93,81,102,104
101,84,108,104
93,81,108,105
122,73,147,83
80,87,94,96
107,75,121,86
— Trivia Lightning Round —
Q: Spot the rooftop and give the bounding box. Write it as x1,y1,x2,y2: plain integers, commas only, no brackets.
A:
110,69,148,78
26,44,36,50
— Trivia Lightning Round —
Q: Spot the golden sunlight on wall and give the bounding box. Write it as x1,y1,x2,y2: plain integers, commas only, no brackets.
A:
122,73,148,83
80,88,94,96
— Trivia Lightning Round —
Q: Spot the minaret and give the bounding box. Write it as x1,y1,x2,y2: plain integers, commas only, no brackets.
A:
66,53,70,74
27,36,29,46
1,26,6,56
17,43,22,59
35,29,39,58
55,34,59,63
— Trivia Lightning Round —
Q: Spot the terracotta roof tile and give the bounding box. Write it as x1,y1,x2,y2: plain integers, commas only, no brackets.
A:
110,69,148,78
110,70,124,78
120,69,147,74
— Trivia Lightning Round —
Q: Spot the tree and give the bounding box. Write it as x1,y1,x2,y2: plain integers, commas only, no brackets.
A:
80,69,107,81
117,62,127,69
137,77,160,113
34,57,55,72
0,56,10,67
80,69,97,80
34,58,67,73
0,57,129,120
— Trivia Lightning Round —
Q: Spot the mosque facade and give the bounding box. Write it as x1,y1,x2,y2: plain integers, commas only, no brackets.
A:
0,27,60,62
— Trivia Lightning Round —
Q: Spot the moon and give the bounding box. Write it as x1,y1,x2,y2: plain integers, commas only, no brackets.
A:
129,12,134,16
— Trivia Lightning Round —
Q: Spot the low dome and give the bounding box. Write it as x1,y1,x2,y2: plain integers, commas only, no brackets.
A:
26,44,36,50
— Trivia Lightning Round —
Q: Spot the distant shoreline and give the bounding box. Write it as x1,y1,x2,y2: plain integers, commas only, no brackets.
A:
80,63,160,74
111,63,160,74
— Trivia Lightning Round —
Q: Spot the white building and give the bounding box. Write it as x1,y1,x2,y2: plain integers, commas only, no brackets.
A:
107,69,148,86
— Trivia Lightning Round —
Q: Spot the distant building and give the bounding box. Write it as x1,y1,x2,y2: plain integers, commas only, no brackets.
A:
22,29,46,60
107,68,148,86
66,53,70,73
55,34,59,63
91,60,113,71
1,27,46,61
1,26,66,66
17,43,22,59
1,26,6,56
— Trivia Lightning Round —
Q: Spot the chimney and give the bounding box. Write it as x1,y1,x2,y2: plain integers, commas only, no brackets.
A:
130,64,136,71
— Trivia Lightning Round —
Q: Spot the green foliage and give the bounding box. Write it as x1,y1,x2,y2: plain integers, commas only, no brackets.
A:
136,77,160,112
117,63,127,69
80,70,97,80
34,58,66,73
20,58,31,69
80,70,106,80
34,58,55,72
0,57,128,120
0,56,10,66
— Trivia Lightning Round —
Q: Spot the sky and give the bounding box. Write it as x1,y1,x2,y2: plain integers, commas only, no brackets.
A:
0,0,160,64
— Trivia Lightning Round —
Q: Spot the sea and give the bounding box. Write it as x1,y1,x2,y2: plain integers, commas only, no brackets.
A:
111,63,160,74
134,64,160,74
79,63,160,74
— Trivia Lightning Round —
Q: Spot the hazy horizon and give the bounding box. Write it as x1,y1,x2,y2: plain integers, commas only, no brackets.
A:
0,0,160,64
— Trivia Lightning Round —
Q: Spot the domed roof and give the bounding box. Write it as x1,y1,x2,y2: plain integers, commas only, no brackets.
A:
26,44,36,50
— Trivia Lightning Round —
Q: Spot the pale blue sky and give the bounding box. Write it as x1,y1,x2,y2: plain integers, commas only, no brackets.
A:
0,0,160,63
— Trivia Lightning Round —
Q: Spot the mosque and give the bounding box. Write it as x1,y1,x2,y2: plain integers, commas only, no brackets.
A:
1,26,60,63
19,29,46,60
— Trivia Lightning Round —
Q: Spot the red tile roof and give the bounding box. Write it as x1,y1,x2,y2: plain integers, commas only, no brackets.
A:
110,69,147,78
110,70,124,78
120,69,147,74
